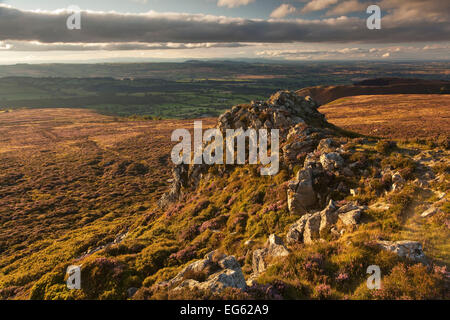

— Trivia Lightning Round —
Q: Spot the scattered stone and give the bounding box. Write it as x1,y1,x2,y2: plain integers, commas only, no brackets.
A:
338,209,362,226
375,240,427,263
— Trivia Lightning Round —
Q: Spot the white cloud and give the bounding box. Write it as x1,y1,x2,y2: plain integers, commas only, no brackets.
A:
0,5,448,46
325,0,366,16
301,0,338,13
217,0,255,8
0,41,247,51
270,4,297,19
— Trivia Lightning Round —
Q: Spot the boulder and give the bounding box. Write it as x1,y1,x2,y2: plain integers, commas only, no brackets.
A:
286,214,310,244
375,240,427,263
287,168,317,215
303,212,322,244
320,152,344,171
338,209,362,226
319,200,338,233
252,234,289,274
169,251,247,293
421,206,438,218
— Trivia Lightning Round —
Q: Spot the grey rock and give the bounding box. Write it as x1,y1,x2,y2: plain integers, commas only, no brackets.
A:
303,212,321,244
319,199,338,233
286,214,310,244
252,234,289,274
287,168,317,215
320,152,344,171
375,240,427,263
169,252,247,293
338,209,362,226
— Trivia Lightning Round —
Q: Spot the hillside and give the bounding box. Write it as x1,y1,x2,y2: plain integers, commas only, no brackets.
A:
296,78,450,105
0,91,448,300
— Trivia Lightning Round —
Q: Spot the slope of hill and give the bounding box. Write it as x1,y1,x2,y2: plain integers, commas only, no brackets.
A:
1,91,447,300
296,78,450,105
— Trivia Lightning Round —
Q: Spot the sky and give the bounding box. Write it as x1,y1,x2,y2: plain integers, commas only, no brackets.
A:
0,0,449,64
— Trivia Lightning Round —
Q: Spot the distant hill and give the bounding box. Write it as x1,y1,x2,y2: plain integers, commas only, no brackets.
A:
296,78,450,105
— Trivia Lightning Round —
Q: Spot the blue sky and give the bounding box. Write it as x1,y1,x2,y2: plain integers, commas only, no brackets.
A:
0,0,448,63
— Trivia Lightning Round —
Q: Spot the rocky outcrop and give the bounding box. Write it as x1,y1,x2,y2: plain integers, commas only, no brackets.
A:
319,200,338,233
287,168,317,215
336,201,366,227
286,214,309,244
320,152,344,172
375,240,427,263
252,234,290,274
217,91,327,133
162,251,247,293
303,212,322,244
160,90,334,208
421,206,438,218
286,200,365,245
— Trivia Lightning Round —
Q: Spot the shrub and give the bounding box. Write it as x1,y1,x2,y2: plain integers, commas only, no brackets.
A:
375,140,396,154
355,263,449,300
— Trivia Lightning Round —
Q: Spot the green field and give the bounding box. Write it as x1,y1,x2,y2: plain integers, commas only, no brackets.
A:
0,60,449,118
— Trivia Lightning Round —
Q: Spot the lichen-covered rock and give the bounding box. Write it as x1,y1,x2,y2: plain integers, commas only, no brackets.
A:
252,234,289,274
319,199,338,233
338,209,362,226
303,212,322,244
337,201,365,226
286,214,310,244
287,168,317,215
320,152,344,171
285,200,365,245
166,251,246,293
421,206,438,218
375,240,427,263
217,91,326,133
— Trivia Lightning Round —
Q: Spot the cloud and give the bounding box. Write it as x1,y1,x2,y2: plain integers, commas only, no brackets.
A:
217,0,255,8
255,44,450,60
0,5,448,47
270,4,297,19
380,0,450,24
325,0,366,16
256,47,368,58
301,0,338,13
0,41,248,51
